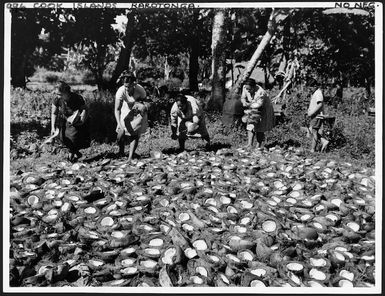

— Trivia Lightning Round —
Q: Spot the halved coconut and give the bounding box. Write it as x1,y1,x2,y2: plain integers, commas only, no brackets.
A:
309,258,328,268
100,216,114,227
204,198,217,207
250,268,267,277
309,268,327,281
338,279,354,287
240,217,252,225
261,220,277,233
182,224,195,232
140,259,157,269
178,212,190,222
346,221,360,232
27,195,40,206
120,266,139,276
193,240,208,251
120,247,137,257
219,196,231,205
286,262,304,273
190,276,204,285
250,279,266,287
238,250,255,262
339,270,354,281
121,258,136,267
184,247,198,259
142,248,161,258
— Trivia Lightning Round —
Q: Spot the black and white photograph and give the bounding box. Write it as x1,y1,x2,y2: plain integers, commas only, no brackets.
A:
3,1,382,293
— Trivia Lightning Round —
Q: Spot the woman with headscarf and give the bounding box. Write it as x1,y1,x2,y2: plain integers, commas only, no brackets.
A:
51,81,90,161
241,78,275,149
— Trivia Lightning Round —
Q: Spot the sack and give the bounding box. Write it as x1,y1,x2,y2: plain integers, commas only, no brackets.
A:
124,112,143,136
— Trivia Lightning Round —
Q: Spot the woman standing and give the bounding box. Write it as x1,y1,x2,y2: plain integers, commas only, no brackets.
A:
240,78,275,149
51,81,90,162
115,70,149,162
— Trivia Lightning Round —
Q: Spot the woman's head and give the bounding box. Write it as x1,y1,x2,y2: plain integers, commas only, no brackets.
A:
175,93,188,110
243,78,257,95
120,70,137,91
57,81,71,100
57,81,71,93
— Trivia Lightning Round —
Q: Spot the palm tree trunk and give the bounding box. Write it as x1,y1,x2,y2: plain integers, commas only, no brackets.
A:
108,11,136,89
230,9,290,96
210,9,227,111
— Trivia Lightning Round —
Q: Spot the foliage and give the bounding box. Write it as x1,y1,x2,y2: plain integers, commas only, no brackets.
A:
10,85,375,168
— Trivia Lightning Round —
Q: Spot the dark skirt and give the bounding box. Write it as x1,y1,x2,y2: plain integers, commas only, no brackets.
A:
60,121,90,151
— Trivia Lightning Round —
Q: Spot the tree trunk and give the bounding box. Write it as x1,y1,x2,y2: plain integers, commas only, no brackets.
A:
230,9,290,96
210,9,227,111
188,11,200,92
108,11,136,89
11,53,27,88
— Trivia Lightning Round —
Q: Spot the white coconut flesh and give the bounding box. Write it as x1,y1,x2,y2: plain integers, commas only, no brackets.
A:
144,248,161,256
160,225,170,233
227,206,238,214
286,198,297,205
266,173,275,178
286,263,304,272
84,207,97,214
267,200,278,206
210,215,221,223
240,200,253,209
333,252,346,261
121,258,136,267
331,199,342,207
52,200,63,207
38,265,53,275
179,213,190,221
313,222,324,230
234,226,247,233
142,225,154,231
292,183,304,191
184,248,198,259
134,206,143,211
339,279,353,287
289,191,302,199
141,260,157,268
226,254,240,263
274,181,285,189
346,222,360,232
28,195,39,205
182,224,195,232
191,276,204,284
181,182,193,189
250,280,266,287
162,248,176,265
121,267,138,275
220,274,230,284
196,266,208,277
339,270,354,281
100,217,114,227
159,199,169,207
208,206,219,213
89,260,104,267
309,268,326,281
250,268,266,277
307,280,323,287
208,255,220,263
314,205,325,212
193,240,208,251
67,195,79,201
204,188,214,194
343,251,354,259
262,220,277,232
325,214,339,222
361,255,375,261
335,247,348,252
310,258,327,267
288,272,301,285
239,251,253,261
240,217,251,225
301,200,313,207
205,198,217,206
220,196,231,205
300,214,312,221
149,238,164,247
47,233,58,238
121,247,136,256
62,180,71,185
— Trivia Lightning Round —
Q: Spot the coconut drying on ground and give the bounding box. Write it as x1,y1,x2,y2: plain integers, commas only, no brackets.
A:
9,146,375,287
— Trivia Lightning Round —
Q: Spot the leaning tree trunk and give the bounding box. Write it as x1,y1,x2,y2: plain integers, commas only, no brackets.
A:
108,11,136,89
230,9,291,96
210,9,227,111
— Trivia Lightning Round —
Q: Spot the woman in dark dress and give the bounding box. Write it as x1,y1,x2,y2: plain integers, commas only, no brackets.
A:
51,81,90,161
